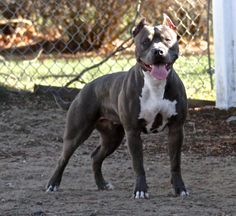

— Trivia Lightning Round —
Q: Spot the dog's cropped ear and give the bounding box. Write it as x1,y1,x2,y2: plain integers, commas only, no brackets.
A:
163,13,176,31
132,18,146,37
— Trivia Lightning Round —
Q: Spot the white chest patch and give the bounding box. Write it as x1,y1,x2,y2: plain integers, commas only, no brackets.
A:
139,71,177,132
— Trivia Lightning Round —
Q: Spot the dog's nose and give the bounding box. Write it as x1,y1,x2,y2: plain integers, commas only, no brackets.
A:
153,48,165,57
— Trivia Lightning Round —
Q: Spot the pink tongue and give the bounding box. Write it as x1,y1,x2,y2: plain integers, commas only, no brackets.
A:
150,65,168,80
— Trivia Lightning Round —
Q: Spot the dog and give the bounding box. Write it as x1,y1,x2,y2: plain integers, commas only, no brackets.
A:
46,14,189,199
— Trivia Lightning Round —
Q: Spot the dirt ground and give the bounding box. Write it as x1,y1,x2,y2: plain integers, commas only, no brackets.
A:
0,93,236,216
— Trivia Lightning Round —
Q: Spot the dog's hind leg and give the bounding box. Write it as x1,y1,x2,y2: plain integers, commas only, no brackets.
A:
92,120,124,190
46,127,94,192
46,100,96,192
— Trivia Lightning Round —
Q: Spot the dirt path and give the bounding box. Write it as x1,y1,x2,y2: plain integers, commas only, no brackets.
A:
0,95,235,216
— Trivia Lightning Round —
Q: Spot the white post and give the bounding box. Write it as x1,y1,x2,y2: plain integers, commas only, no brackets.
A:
213,0,236,109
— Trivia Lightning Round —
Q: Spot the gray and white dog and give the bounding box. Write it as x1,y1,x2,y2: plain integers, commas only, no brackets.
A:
46,14,188,199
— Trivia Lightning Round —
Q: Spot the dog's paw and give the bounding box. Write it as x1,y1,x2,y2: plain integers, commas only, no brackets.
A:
46,176,61,193
172,187,189,198
180,190,189,198
133,191,149,199
133,175,149,199
46,184,58,193
98,182,114,190
103,182,114,190
171,174,189,198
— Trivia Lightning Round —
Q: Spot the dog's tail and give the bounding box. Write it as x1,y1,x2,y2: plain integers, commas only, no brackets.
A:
51,91,71,110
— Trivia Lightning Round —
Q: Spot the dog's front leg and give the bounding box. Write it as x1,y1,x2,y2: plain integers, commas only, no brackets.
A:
126,130,149,199
168,123,189,197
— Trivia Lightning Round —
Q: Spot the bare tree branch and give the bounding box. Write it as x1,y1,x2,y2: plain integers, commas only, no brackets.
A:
65,37,133,87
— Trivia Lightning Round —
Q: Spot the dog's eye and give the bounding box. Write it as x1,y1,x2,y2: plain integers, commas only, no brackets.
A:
164,37,171,42
142,38,151,46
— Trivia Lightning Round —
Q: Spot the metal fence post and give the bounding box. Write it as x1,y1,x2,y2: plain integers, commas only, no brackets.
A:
213,0,236,109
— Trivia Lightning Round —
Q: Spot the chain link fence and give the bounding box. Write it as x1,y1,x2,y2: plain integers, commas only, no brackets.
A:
0,0,214,100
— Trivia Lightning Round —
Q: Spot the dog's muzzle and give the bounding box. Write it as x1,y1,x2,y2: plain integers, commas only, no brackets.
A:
139,59,172,80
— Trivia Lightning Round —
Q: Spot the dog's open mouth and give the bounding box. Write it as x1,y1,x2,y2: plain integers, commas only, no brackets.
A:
140,60,172,80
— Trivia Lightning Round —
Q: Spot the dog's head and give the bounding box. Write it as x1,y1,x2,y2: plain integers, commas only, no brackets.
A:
132,14,179,80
